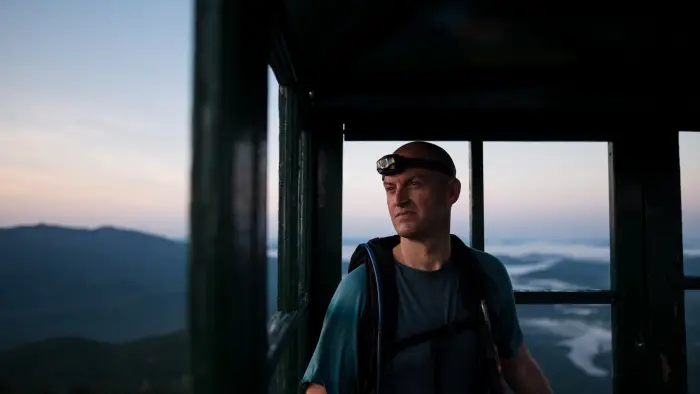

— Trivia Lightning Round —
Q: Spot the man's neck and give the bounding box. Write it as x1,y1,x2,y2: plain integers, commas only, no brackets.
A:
393,234,452,272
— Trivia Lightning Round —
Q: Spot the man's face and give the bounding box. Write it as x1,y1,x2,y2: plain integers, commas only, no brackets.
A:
383,167,460,239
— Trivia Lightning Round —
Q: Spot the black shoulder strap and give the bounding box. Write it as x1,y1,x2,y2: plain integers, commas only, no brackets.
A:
371,237,399,365
349,235,400,393
450,236,487,302
348,243,377,394
450,235,505,394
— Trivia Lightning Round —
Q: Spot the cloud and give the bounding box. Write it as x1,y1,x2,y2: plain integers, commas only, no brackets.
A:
521,317,612,377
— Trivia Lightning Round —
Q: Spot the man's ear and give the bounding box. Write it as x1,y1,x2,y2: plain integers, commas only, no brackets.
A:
448,178,461,205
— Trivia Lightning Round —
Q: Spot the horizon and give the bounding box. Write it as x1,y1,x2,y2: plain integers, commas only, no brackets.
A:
4,223,700,273
1,1,699,243
4,222,700,252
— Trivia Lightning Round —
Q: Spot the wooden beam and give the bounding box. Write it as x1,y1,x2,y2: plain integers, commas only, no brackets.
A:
267,301,307,381
310,0,430,85
469,141,485,250
608,138,651,393
275,85,302,393
685,276,700,290
188,0,269,393
639,134,687,394
269,1,300,85
307,119,344,350
312,65,658,98
329,109,700,142
609,135,687,394
514,290,613,304
296,100,315,377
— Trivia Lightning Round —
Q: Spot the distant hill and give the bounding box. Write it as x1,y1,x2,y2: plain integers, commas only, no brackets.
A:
0,332,188,394
0,224,279,394
0,225,699,394
0,225,188,349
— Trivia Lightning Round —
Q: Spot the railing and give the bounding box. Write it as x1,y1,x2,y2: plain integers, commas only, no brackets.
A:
514,289,613,304
268,297,308,381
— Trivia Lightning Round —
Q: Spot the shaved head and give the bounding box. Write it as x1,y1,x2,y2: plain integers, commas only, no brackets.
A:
383,141,461,240
394,141,456,178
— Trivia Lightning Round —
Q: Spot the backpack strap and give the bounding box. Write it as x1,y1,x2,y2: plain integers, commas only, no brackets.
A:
348,243,377,394
348,235,400,394
451,235,505,394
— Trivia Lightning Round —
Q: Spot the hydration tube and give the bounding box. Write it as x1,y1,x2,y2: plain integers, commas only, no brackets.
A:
361,243,383,394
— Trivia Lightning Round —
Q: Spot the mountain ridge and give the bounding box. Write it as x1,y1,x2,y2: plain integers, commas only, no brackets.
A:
0,223,185,244
0,224,187,350
0,223,698,394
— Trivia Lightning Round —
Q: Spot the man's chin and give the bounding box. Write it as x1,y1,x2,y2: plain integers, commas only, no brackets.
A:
394,226,424,240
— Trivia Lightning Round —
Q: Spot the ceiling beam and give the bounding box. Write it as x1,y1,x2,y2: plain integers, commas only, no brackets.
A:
309,0,431,85
312,62,672,98
309,108,700,141
269,1,301,85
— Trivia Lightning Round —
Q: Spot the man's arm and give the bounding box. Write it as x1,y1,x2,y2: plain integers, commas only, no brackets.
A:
300,266,367,394
305,384,327,394
501,343,553,394
478,251,553,394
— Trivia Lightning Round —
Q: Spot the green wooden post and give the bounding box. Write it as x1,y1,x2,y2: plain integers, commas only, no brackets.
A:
296,112,314,378
307,123,343,348
639,134,687,394
609,135,687,394
188,0,269,393
276,85,300,394
609,139,651,393
469,141,485,251
276,85,314,393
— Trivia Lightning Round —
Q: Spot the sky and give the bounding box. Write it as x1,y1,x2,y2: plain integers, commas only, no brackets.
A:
1,0,699,244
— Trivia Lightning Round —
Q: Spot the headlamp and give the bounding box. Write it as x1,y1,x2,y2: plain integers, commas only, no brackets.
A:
376,154,455,177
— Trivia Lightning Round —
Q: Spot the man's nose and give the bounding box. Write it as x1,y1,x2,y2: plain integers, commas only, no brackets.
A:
392,186,409,207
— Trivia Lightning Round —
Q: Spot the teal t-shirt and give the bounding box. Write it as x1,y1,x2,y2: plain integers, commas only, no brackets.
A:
301,246,523,394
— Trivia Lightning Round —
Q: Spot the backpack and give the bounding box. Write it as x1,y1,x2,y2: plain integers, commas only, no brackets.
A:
347,234,505,394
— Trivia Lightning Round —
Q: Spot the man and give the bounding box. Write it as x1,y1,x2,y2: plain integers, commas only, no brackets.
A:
301,141,553,394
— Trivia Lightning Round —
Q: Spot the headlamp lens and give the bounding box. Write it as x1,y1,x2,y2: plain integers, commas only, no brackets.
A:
378,156,394,170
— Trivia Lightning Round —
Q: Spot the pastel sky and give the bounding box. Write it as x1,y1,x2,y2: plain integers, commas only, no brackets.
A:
1,0,698,242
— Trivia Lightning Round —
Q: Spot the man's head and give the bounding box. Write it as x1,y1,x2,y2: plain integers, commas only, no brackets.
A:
379,141,461,240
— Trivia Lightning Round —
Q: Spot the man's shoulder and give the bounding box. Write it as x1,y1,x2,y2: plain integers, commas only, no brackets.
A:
468,247,505,268
331,263,368,307
466,247,512,287
342,262,368,290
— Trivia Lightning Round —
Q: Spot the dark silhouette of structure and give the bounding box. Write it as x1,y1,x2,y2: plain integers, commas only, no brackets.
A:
187,1,700,393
